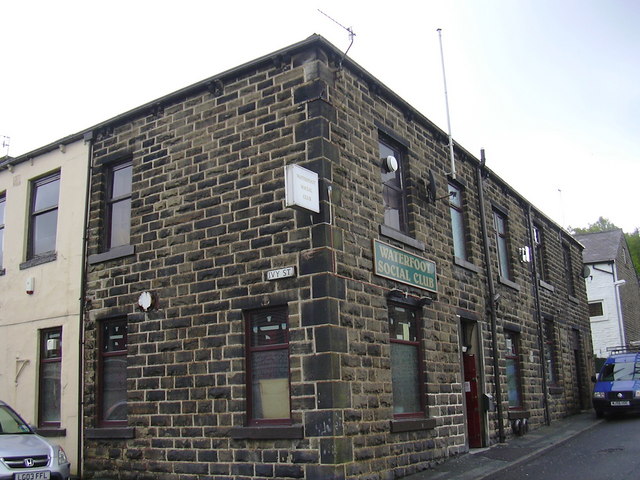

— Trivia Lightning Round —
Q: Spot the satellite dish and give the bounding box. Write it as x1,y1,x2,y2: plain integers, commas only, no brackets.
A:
427,170,437,203
385,155,399,173
581,265,591,279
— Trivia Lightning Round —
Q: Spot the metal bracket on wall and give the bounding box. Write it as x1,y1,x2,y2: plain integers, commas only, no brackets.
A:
15,358,30,385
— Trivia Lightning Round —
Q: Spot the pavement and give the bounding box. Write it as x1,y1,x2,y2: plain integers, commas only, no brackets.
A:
402,410,602,480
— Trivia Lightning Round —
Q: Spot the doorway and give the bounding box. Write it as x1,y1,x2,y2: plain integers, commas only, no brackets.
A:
461,320,484,448
572,329,588,411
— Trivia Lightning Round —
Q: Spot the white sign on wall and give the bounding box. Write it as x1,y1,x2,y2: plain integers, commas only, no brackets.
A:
266,267,296,281
284,164,320,213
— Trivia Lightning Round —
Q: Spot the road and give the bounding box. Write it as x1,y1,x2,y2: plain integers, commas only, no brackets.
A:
491,415,640,479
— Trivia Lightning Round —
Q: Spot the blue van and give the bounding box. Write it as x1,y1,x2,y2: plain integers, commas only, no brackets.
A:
592,349,640,418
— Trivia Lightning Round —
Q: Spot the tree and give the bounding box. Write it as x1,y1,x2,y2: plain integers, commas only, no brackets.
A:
626,229,640,276
571,216,619,234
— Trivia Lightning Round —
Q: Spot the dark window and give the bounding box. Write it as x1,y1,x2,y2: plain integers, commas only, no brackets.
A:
99,318,128,426
38,328,62,428
0,193,5,268
246,307,291,425
493,210,512,280
563,244,576,296
379,137,408,234
543,320,558,387
106,161,132,249
389,302,424,417
589,302,604,317
28,172,60,259
505,331,523,409
533,225,547,282
449,183,468,260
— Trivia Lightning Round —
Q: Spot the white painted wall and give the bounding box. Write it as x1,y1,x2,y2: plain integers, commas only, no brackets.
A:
585,262,624,357
0,139,88,475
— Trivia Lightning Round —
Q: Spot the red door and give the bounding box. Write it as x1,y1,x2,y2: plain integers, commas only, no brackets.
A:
463,353,483,448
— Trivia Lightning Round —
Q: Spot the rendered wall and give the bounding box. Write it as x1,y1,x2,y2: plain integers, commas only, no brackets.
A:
0,139,89,475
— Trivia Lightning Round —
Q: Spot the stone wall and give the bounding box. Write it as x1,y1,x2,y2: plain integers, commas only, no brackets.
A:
82,36,592,480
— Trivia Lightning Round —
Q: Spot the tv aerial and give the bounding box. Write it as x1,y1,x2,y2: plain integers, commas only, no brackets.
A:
318,9,356,69
1,136,9,157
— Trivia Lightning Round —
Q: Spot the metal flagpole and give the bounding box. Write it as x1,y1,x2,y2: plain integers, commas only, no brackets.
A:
437,28,457,180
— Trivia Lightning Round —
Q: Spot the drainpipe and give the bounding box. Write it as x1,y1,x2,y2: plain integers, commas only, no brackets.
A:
525,204,551,426
76,131,94,479
613,276,627,347
476,150,505,443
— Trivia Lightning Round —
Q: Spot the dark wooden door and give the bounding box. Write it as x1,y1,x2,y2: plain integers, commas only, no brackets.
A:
463,353,483,447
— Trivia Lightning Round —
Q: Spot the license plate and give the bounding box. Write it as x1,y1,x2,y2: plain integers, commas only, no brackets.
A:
611,401,630,406
14,471,50,480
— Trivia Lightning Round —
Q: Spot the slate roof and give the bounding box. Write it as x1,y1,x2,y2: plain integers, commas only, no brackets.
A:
574,229,624,263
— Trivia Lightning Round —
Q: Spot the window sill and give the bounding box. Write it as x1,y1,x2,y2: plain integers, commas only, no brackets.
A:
85,427,135,439
390,417,436,433
539,280,555,292
498,276,521,292
507,410,530,420
453,257,481,274
379,225,425,251
20,252,57,270
88,244,135,265
548,386,563,395
35,428,66,437
230,424,304,440
590,316,607,323
568,295,579,305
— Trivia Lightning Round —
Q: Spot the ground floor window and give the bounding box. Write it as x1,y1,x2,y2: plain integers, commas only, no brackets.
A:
543,320,559,387
246,306,291,424
39,327,62,427
389,302,424,417
505,330,523,409
99,318,128,426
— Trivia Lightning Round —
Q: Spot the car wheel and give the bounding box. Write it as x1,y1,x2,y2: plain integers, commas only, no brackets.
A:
595,409,604,418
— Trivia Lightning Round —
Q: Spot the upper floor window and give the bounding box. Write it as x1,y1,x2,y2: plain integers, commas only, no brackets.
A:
39,327,62,428
28,172,60,259
493,210,512,280
99,318,128,427
106,161,132,249
533,225,547,282
563,244,576,296
389,302,424,418
0,193,5,269
245,306,291,425
379,137,408,234
448,183,468,261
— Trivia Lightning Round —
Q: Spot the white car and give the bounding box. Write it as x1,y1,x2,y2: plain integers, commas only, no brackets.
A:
0,401,70,480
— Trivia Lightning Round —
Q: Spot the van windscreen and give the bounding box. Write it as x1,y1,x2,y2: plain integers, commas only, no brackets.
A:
600,362,640,382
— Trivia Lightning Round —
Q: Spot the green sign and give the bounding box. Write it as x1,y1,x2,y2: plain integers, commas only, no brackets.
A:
373,240,437,293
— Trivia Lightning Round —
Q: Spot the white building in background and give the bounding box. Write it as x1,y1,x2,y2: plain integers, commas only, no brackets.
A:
0,135,89,477
576,229,640,357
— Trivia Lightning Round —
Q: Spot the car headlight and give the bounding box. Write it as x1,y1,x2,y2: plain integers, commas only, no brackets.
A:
593,391,605,399
634,391,640,399
57,446,68,465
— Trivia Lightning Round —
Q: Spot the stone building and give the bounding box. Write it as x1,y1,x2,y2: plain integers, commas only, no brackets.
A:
575,229,640,357
80,35,592,479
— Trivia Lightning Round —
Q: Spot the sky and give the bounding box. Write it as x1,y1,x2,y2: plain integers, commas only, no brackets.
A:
1,0,638,232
